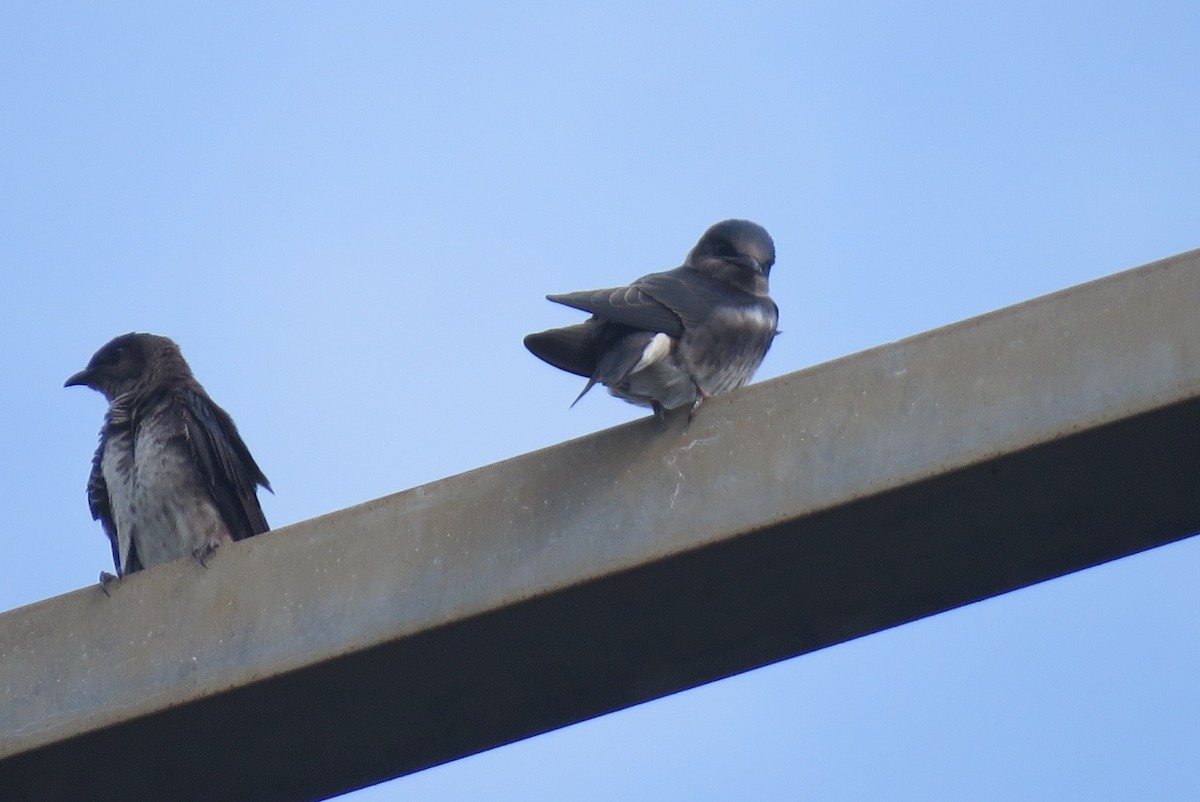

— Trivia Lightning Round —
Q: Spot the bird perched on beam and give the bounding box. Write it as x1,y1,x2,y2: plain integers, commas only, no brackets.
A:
65,333,271,583
524,219,779,417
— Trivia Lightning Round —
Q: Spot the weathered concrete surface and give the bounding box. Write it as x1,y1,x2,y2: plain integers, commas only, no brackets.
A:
3,248,1200,801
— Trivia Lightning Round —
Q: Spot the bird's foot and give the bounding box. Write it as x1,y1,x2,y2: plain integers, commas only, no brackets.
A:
652,401,669,422
98,571,119,597
687,387,711,423
192,540,221,569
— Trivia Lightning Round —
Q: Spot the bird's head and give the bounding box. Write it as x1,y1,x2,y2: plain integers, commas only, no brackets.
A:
65,332,190,401
686,219,776,295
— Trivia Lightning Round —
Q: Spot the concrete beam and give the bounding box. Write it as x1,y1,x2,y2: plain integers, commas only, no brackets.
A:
4,249,1200,801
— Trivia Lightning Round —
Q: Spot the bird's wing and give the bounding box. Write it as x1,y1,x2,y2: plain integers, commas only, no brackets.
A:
86,439,126,573
177,389,271,540
635,268,752,331
547,273,687,337
548,267,750,335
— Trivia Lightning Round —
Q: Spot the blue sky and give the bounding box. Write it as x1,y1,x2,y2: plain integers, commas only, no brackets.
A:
3,2,1200,799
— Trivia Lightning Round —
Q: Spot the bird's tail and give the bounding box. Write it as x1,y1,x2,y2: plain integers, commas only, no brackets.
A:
570,377,599,407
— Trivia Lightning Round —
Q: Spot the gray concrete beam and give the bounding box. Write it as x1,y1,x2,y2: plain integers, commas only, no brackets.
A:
3,248,1200,801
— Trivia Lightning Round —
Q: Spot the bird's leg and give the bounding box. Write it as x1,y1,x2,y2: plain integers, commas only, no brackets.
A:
688,384,711,422
192,539,221,569
98,571,118,597
652,401,668,422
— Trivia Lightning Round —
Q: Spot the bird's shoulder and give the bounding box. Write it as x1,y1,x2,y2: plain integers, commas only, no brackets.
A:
86,410,126,572
86,433,113,522
179,385,268,479
635,266,767,330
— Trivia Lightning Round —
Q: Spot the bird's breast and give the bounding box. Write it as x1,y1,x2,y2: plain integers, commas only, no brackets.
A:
712,301,778,331
105,410,232,570
680,301,777,395
100,432,135,515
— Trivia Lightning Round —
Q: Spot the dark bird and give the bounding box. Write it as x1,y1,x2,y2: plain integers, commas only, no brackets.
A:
65,333,271,581
524,219,779,417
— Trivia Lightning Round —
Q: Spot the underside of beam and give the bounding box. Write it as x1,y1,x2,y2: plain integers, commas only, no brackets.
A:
3,248,1200,801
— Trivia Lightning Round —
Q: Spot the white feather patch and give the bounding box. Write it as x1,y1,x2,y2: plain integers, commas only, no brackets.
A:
720,304,776,328
632,332,673,373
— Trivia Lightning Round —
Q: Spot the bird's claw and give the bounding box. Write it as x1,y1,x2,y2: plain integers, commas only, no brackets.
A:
687,386,710,423
192,540,220,568
98,570,118,596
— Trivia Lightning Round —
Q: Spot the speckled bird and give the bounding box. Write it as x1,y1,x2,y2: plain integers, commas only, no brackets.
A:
65,333,271,582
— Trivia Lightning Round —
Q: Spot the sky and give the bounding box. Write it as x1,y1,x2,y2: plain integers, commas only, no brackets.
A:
3,2,1200,799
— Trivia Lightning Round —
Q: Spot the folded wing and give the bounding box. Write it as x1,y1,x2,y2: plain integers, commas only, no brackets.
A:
178,389,271,540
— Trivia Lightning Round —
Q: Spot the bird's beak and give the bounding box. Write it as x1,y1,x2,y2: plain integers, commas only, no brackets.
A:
64,368,92,388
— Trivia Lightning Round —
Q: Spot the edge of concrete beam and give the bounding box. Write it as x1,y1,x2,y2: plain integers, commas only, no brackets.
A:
3,247,1200,801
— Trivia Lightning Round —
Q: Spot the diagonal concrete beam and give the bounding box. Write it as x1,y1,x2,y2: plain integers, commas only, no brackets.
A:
3,248,1200,801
